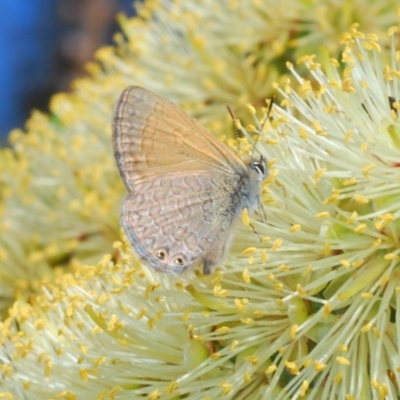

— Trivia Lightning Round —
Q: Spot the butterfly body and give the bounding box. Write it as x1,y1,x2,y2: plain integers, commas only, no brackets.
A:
112,86,267,274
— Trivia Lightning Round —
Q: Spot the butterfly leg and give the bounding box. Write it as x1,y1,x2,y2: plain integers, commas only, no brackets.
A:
253,195,267,223
259,202,267,222
249,222,263,243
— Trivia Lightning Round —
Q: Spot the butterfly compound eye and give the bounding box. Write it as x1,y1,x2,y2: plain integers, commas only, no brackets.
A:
250,161,265,176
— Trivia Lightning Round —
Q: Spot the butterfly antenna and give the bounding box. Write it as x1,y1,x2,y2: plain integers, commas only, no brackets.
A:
227,104,243,154
226,104,240,141
251,95,275,159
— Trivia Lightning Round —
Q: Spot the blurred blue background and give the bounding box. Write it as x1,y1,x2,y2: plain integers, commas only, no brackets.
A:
0,0,134,144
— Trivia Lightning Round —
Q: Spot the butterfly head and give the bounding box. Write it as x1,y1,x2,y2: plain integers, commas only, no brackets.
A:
239,155,268,213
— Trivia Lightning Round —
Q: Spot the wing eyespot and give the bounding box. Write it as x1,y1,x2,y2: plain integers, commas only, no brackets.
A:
174,256,186,266
156,249,168,260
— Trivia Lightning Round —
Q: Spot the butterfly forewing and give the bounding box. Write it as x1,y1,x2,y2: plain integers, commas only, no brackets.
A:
112,86,245,190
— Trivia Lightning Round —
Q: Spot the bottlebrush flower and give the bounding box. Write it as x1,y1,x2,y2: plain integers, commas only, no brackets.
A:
1,22,400,399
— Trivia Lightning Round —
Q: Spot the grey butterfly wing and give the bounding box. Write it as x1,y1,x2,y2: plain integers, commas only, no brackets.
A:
121,171,241,274
112,86,247,191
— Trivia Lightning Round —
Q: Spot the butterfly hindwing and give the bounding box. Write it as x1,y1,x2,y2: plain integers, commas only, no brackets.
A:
121,171,241,273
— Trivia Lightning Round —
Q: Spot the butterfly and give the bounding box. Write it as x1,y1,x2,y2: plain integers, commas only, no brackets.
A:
112,86,267,274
